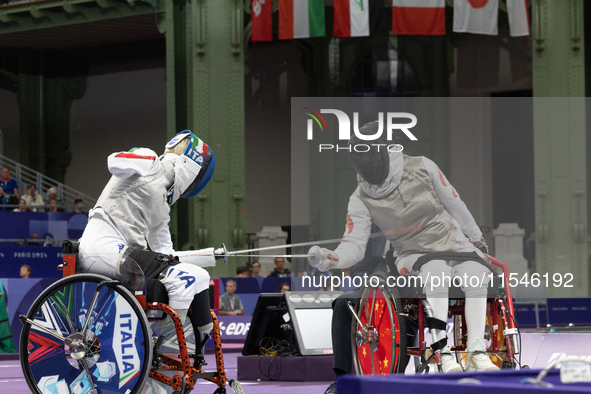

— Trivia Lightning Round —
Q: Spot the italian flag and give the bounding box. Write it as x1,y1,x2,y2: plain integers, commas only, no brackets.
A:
333,0,385,37
392,0,446,36
279,0,326,39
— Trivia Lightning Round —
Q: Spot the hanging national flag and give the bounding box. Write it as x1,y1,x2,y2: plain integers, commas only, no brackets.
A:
453,0,499,36
251,0,273,42
392,0,446,36
506,0,529,37
279,0,326,39
333,0,385,38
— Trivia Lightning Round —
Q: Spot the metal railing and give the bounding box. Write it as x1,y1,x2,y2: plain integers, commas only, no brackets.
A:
0,153,97,211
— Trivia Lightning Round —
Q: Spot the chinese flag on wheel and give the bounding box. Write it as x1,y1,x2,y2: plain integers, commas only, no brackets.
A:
506,0,529,37
279,0,326,39
251,0,272,42
453,0,499,36
333,0,385,37
392,0,446,36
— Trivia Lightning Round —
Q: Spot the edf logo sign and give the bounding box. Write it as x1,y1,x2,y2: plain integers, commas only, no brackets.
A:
304,109,418,142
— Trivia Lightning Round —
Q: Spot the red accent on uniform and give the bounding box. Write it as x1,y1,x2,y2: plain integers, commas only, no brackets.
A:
451,187,458,198
437,167,448,186
115,152,156,161
346,215,354,234
400,267,410,275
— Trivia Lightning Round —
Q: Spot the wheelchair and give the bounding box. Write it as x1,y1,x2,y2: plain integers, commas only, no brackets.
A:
18,246,245,394
350,252,520,375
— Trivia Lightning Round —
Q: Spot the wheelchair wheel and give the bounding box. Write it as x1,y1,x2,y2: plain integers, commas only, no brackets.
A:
20,274,153,394
352,272,406,375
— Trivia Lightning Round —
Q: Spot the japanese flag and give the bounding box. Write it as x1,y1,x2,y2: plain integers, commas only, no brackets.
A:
453,0,498,36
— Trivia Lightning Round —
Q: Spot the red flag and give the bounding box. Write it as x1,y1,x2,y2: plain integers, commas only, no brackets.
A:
251,0,272,42
392,0,446,36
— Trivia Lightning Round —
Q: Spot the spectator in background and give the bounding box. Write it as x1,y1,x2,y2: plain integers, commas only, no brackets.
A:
48,198,63,212
269,257,291,278
248,261,261,278
23,184,45,212
236,266,248,277
277,283,290,293
45,187,58,203
20,264,31,279
0,167,19,208
219,279,244,316
28,233,40,246
73,198,85,213
13,199,29,212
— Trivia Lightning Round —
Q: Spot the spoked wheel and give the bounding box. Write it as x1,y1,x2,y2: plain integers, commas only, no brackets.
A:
20,274,152,394
352,272,406,375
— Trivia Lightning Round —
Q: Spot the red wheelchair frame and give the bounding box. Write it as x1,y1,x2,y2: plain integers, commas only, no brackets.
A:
60,253,236,394
352,255,520,375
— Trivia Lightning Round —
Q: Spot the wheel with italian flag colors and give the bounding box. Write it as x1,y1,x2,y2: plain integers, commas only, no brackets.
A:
351,272,407,375
19,273,152,394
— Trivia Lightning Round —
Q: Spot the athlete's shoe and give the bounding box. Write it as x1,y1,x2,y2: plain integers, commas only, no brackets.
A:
465,339,499,372
440,346,463,373
324,381,337,394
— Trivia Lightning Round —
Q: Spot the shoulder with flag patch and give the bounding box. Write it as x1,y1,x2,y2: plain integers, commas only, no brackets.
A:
107,148,159,178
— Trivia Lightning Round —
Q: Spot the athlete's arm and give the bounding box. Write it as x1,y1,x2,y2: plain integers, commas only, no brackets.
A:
107,148,159,178
146,216,217,267
332,195,373,269
422,157,482,242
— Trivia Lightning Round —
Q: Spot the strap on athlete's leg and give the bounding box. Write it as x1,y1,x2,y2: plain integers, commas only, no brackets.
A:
426,317,448,351
412,251,491,273
124,247,180,280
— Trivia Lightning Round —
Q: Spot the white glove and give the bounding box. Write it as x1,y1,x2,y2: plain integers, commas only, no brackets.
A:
307,245,339,272
172,248,216,267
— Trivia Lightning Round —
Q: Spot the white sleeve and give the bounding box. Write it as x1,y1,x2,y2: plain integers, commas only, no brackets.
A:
422,157,482,242
146,216,174,254
107,148,159,178
333,194,373,269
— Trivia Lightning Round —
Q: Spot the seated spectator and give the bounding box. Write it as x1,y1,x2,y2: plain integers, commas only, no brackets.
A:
20,264,31,279
73,198,85,213
268,257,291,278
248,261,261,278
48,198,63,212
277,282,290,294
13,198,29,212
236,266,248,277
0,167,19,208
45,187,59,203
219,279,244,316
28,233,40,246
23,183,45,212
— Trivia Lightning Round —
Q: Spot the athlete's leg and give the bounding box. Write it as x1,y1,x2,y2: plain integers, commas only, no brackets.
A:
453,259,498,371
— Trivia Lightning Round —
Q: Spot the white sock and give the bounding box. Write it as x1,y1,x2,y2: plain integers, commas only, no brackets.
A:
465,297,487,346
426,296,449,343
